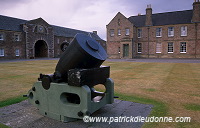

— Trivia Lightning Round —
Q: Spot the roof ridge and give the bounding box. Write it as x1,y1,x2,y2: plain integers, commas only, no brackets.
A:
52,25,91,33
152,9,192,16
129,9,192,18
0,14,27,22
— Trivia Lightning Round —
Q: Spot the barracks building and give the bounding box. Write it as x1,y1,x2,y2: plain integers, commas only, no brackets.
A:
107,0,200,58
0,15,106,59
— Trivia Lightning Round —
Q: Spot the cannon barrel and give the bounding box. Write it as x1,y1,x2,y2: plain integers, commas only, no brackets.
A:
54,33,107,82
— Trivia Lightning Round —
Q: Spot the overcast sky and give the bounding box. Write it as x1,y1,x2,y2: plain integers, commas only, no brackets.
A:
0,0,194,40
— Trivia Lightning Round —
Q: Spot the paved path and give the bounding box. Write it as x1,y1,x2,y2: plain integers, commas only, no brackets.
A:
0,100,153,128
0,58,200,63
107,58,200,63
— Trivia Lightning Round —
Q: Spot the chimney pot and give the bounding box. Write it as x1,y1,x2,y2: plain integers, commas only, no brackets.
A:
93,31,97,35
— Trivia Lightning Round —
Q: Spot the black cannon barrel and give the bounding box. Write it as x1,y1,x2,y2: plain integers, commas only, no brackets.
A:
55,33,107,81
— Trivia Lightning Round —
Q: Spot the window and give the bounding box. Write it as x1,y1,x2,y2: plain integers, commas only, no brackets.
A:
0,34,3,40
118,47,120,54
15,49,20,56
118,19,121,26
118,29,121,36
168,27,174,37
168,42,173,53
138,43,142,53
110,29,114,37
181,26,187,36
125,28,130,36
0,48,4,56
14,34,20,41
180,42,186,53
156,28,162,37
137,29,142,38
57,38,60,44
156,43,162,53
38,25,44,33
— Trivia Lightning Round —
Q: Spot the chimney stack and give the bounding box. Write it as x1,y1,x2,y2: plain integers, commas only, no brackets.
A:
145,4,153,26
192,0,200,22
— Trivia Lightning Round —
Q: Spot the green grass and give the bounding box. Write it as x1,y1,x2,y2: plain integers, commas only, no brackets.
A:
0,60,200,128
144,88,157,92
0,123,10,128
184,104,200,111
0,95,27,108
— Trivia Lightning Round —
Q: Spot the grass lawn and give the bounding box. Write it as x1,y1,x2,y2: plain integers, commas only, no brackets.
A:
0,60,200,128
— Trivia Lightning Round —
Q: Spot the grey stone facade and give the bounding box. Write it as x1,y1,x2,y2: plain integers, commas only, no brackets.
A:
0,16,106,59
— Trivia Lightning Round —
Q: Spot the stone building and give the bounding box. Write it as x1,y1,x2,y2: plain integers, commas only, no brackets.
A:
107,0,200,59
0,15,106,59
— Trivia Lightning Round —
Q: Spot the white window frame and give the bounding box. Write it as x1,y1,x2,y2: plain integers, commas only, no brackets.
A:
168,42,174,53
138,43,142,53
168,27,174,37
15,49,20,56
125,28,130,36
156,28,162,37
110,29,114,37
0,34,3,40
181,26,187,36
0,48,5,56
180,42,187,53
118,29,121,36
156,43,162,53
137,29,142,38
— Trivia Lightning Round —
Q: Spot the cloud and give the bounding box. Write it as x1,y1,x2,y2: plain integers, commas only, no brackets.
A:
0,0,194,40
0,0,34,12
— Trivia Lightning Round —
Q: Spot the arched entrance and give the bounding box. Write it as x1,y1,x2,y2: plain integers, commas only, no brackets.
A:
34,40,48,58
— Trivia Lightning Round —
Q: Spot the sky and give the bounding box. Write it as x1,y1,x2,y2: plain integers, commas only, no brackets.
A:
0,0,194,40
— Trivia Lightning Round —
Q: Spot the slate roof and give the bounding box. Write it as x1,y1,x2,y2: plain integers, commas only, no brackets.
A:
0,15,26,31
0,15,103,41
52,25,102,40
128,10,193,27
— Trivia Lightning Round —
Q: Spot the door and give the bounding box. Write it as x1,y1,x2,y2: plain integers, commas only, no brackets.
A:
123,44,129,58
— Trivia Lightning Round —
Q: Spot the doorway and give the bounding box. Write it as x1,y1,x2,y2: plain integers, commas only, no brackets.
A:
34,40,48,58
123,44,129,58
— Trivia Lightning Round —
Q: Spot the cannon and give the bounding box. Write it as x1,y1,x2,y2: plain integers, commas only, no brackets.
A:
27,33,114,122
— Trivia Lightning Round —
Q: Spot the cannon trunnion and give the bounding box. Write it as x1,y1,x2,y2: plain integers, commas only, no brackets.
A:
27,33,114,122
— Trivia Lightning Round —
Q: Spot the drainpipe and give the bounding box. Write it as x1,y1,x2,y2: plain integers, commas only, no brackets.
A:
132,38,134,59
147,27,150,58
195,23,197,58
